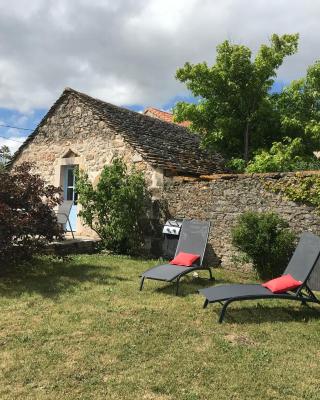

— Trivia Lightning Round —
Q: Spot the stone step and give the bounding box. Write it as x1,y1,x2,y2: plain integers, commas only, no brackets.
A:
45,237,100,256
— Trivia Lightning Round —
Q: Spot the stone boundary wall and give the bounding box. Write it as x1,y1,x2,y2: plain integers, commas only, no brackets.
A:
162,171,320,269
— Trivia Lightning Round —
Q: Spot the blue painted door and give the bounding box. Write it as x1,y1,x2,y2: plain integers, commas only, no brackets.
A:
63,166,77,232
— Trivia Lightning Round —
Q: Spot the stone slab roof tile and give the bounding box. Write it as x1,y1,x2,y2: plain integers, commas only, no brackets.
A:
11,88,228,176
71,89,227,175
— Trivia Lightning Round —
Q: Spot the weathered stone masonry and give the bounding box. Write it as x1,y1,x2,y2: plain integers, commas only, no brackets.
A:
14,93,160,237
162,172,320,268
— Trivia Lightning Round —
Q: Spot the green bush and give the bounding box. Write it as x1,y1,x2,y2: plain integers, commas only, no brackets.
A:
226,158,246,173
76,158,149,255
231,211,296,279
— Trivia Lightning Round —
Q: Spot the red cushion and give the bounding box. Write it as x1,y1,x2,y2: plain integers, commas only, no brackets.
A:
170,252,200,267
262,274,302,293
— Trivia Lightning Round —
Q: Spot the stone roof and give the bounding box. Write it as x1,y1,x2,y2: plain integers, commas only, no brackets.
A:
143,107,191,127
11,88,228,176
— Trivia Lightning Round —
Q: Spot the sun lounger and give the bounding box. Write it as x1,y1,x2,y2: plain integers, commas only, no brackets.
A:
199,232,320,322
140,219,213,295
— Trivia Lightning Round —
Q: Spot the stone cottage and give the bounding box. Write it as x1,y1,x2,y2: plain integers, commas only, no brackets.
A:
10,87,320,285
11,87,226,241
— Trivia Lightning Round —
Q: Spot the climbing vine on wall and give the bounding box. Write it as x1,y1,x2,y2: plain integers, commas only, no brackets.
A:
266,174,320,213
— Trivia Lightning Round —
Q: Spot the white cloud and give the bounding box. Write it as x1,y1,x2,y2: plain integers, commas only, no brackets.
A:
0,136,24,153
0,0,319,111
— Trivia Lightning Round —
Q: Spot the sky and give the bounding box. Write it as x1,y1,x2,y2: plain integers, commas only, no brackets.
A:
0,0,320,152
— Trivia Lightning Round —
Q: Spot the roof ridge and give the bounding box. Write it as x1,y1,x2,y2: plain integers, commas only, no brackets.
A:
10,87,228,175
69,87,193,133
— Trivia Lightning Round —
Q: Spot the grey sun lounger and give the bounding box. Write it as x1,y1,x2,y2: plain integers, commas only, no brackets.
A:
199,232,320,323
54,200,75,239
140,219,214,295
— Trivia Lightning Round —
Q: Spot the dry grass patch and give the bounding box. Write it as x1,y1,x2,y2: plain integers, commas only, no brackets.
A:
224,332,257,347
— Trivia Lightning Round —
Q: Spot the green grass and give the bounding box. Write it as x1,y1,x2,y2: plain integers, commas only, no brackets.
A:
0,255,319,400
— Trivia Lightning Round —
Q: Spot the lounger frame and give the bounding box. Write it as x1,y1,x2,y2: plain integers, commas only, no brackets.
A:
203,283,320,323
140,265,214,295
140,219,213,295
200,232,320,322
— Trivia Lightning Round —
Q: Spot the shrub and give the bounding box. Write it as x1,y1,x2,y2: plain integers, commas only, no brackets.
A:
231,211,296,279
76,158,148,255
226,158,246,173
0,162,63,265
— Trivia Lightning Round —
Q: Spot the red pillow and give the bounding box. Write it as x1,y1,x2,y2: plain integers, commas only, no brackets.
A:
170,252,200,267
262,274,302,293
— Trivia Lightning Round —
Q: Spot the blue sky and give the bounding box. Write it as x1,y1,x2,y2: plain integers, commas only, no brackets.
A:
0,108,47,152
0,1,318,152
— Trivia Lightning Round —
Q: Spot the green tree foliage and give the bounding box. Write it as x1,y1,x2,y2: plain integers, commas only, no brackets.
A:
174,34,299,161
232,211,295,280
76,158,148,255
0,145,11,170
0,162,63,265
246,137,320,173
273,61,320,153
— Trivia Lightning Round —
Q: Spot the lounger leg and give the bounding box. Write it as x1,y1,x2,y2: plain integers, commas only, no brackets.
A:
176,278,180,296
219,299,233,323
203,299,209,309
176,276,181,296
208,267,215,281
140,277,145,291
304,284,320,303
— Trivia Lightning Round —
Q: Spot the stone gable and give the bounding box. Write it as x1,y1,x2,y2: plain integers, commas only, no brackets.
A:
15,93,157,185
14,92,162,238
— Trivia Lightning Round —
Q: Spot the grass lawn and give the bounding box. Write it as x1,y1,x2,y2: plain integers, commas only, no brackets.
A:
0,254,319,400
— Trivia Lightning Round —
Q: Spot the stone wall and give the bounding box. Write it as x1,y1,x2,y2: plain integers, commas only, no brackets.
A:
13,93,163,239
162,172,320,268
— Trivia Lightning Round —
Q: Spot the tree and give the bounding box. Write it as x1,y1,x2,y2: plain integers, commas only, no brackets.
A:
245,137,320,173
0,145,11,169
76,158,148,255
272,60,320,154
174,34,299,162
0,162,63,265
